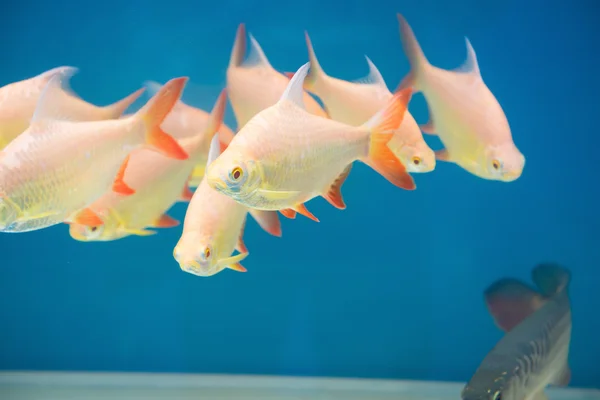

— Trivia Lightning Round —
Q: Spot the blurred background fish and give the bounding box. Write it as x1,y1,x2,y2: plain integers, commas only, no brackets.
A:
462,263,572,400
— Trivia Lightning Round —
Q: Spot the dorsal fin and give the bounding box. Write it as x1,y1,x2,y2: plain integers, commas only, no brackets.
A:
143,80,163,97
31,68,82,123
36,66,78,85
353,56,387,88
206,130,221,167
484,278,546,332
278,62,310,109
241,33,272,69
454,37,480,76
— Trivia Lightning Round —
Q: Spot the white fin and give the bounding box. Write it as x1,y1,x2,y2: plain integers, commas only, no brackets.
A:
31,68,81,123
36,66,79,84
241,33,272,69
206,132,221,168
353,56,387,88
454,37,480,76
278,62,310,109
143,80,163,97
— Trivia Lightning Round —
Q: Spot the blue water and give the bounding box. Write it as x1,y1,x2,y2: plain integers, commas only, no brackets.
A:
1,0,599,390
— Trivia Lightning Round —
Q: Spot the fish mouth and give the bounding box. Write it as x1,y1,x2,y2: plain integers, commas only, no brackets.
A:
179,260,212,277
502,169,523,182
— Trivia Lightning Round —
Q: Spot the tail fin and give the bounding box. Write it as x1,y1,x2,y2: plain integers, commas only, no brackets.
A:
229,23,246,68
395,13,430,92
304,31,327,92
104,88,145,118
361,88,415,190
135,77,189,160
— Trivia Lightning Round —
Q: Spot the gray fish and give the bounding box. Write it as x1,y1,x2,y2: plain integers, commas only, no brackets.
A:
461,263,572,400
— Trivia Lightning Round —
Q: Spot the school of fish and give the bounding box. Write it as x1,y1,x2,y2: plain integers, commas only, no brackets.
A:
2,14,568,398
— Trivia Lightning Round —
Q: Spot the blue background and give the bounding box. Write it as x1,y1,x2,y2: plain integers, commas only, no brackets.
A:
1,0,599,389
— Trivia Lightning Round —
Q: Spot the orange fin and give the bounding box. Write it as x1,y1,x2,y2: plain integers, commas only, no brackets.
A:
295,204,319,222
435,149,452,162
280,209,297,219
228,263,247,273
113,155,135,195
180,185,194,202
152,213,180,228
362,88,416,190
323,164,352,209
72,208,103,227
283,71,295,79
139,77,189,160
106,87,145,118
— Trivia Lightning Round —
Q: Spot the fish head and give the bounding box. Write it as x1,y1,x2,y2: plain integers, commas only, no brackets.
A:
461,376,511,400
0,196,18,230
393,141,436,173
483,144,525,182
205,149,262,204
67,212,124,242
173,233,224,277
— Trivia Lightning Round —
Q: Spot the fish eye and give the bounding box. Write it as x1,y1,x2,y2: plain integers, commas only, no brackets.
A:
411,156,421,166
492,159,501,170
90,226,98,232
204,247,211,259
230,166,243,181
492,391,502,400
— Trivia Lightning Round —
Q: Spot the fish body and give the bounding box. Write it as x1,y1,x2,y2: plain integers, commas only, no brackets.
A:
396,14,524,181
173,134,250,277
0,66,143,149
300,32,435,173
226,24,328,130
68,90,229,242
0,73,188,233
462,263,572,400
206,63,415,221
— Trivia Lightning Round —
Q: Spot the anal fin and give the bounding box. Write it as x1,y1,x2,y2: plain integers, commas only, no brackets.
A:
322,164,352,210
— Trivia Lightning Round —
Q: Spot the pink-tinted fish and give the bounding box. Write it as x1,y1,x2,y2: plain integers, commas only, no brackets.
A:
68,90,230,242
205,63,415,222
173,134,251,277
0,72,188,233
0,66,143,149
396,14,525,181
227,23,329,130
